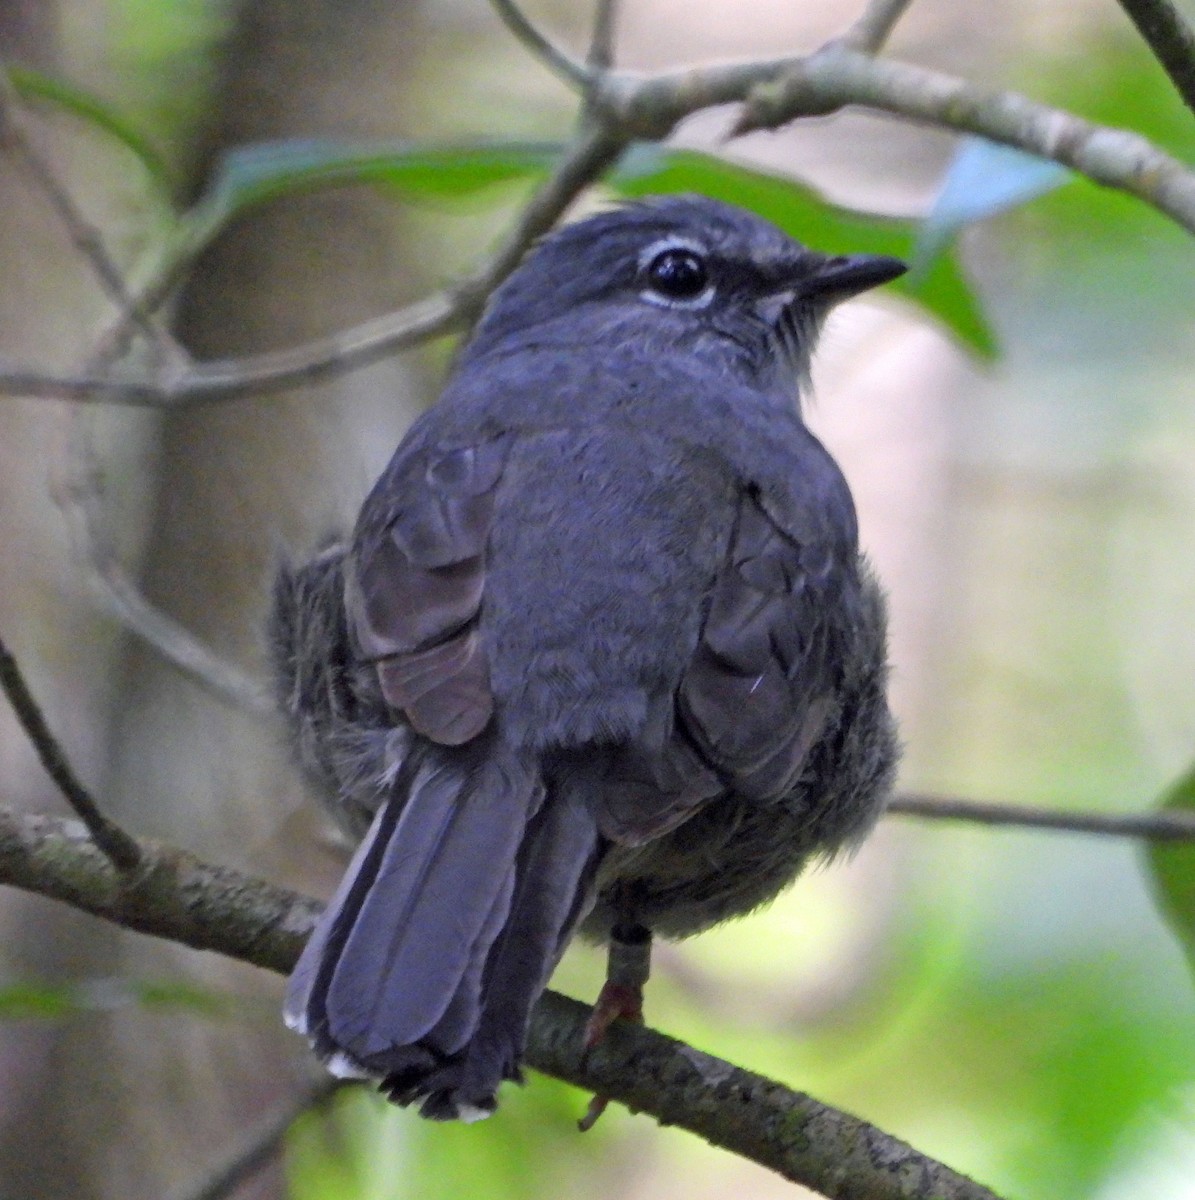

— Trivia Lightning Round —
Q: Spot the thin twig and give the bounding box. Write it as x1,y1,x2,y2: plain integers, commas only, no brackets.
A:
0,806,1006,1200
168,1079,342,1200
461,123,628,313
489,0,593,90
0,635,141,869
888,793,1195,840
0,128,627,408
1,65,256,709
4,44,1191,408
53,426,272,714
838,0,915,54
587,0,621,71
87,547,272,714
1113,0,1195,118
0,291,462,406
0,71,174,356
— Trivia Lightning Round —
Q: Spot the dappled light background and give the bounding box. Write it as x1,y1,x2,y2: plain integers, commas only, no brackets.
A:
0,1,1193,1199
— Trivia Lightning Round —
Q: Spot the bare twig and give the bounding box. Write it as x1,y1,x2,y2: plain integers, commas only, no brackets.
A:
0,291,462,406
715,47,1195,231
0,72,173,356
53,425,272,714
0,126,627,408
489,0,593,90
86,548,272,714
0,635,141,869
838,0,916,54
587,0,621,71
0,806,1005,1200
1113,0,1195,118
464,123,628,307
889,793,1195,840
168,1079,342,1200
0,66,261,709
4,45,1192,408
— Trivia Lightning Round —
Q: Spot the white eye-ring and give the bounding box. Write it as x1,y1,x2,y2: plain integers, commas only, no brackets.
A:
638,236,715,308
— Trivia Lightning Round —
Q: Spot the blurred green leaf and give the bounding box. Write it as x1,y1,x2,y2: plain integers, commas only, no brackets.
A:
0,977,233,1019
610,144,996,358
995,31,1195,357
189,138,562,231
6,63,173,194
1027,31,1195,162
287,1072,609,1200
181,136,990,356
1145,764,1195,981
915,137,1070,269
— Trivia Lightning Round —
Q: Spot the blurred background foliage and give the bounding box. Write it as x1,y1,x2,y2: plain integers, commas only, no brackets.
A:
1,1,1194,1199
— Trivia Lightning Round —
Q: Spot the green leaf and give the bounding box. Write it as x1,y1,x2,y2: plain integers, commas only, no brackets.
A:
1145,764,1195,981
609,144,996,358
180,137,992,356
0,977,233,1019
188,138,564,233
915,137,1071,269
6,64,173,195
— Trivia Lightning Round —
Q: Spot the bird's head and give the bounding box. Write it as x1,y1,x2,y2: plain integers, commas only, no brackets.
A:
464,194,906,397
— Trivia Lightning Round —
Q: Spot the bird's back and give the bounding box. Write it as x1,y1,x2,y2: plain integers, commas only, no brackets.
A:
483,420,739,752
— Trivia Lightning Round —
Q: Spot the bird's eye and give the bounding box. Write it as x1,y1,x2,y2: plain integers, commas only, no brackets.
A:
644,248,710,302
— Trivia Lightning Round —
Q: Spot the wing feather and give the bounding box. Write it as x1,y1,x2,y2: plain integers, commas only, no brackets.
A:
346,435,510,745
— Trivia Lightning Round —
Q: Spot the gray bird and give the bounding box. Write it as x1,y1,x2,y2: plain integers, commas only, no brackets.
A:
271,194,903,1122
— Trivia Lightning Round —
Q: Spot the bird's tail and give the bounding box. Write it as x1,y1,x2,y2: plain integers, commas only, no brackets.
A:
286,744,601,1119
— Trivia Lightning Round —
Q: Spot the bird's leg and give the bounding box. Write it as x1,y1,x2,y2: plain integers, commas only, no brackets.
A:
584,922,652,1043
578,922,651,1131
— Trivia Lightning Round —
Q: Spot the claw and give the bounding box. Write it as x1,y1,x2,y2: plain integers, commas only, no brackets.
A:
578,923,651,1131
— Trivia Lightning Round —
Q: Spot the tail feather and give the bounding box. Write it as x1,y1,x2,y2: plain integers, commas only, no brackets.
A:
287,747,602,1117
404,784,602,1118
328,756,538,1056
288,750,539,1072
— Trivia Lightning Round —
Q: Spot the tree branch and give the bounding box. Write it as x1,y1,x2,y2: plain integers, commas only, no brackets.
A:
0,291,462,406
489,0,593,90
0,127,627,407
713,47,1195,234
3,46,1195,405
0,809,316,970
168,1079,342,1200
0,71,172,355
468,123,627,309
889,793,1195,839
1113,0,1195,118
838,0,916,54
531,992,1002,1200
0,805,1004,1200
586,0,621,72
0,636,141,870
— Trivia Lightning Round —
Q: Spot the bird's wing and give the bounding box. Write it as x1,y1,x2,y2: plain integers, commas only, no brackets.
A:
345,434,511,746
676,486,848,802
594,483,851,847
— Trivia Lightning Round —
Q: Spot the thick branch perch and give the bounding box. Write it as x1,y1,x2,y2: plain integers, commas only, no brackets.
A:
0,805,1003,1200
0,809,315,970
531,992,1001,1200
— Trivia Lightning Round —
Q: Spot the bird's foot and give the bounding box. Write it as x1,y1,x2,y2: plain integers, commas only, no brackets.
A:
578,923,651,1132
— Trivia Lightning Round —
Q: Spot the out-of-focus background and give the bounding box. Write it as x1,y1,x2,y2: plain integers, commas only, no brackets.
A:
1,1,1194,1198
